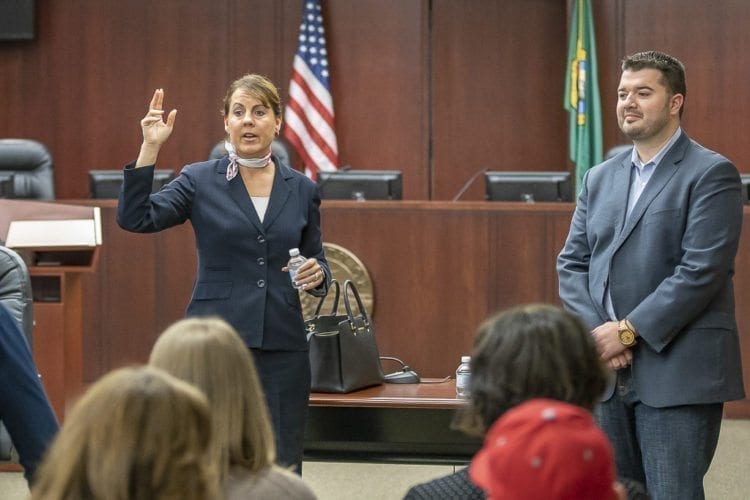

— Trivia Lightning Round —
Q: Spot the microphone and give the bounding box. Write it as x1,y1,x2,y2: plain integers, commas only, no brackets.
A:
452,167,488,201
316,165,353,197
380,356,420,384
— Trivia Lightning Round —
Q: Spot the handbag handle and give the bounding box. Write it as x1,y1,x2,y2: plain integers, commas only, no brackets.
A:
313,279,341,317
343,279,370,327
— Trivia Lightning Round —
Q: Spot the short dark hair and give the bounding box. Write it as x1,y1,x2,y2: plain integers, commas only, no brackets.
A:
622,50,686,116
456,304,609,436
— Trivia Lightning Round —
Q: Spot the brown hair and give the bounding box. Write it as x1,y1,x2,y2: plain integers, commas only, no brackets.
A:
622,50,686,117
149,317,275,480
222,73,282,118
31,366,218,500
457,304,608,436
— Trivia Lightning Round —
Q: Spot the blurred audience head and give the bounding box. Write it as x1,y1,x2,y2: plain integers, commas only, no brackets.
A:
459,303,609,435
31,366,218,500
149,316,275,479
470,399,625,500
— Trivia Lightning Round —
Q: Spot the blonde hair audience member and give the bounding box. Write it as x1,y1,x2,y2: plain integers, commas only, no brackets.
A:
149,317,317,499
31,366,218,500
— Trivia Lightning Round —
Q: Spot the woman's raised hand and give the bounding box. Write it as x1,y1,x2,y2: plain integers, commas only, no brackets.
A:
141,89,177,146
136,89,177,167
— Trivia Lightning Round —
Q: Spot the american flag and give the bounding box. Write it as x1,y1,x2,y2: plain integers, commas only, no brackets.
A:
283,0,339,180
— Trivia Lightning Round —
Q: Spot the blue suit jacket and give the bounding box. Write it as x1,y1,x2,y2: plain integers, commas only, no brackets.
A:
557,131,745,407
0,304,59,482
117,156,329,351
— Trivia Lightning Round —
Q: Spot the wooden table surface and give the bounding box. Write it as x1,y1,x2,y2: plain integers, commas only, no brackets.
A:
309,378,469,409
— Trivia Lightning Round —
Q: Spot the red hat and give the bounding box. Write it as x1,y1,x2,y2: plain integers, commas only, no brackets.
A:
470,399,618,500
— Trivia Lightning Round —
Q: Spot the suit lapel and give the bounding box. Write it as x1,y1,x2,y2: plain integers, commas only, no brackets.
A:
611,155,632,234
215,156,296,232
220,159,265,234
263,160,293,230
616,132,689,245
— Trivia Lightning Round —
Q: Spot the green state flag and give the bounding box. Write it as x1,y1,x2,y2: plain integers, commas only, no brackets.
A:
564,0,603,195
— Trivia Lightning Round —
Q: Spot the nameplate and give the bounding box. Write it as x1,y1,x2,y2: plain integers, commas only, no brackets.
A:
5,218,101,248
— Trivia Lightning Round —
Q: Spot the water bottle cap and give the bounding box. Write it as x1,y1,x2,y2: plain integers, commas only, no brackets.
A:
461,355,471,363
289,248,300,257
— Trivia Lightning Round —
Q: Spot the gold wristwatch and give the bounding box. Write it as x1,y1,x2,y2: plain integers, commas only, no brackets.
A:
618,319,637,347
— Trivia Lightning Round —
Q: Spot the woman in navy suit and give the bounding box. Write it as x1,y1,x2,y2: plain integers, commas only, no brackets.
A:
117,74,330,473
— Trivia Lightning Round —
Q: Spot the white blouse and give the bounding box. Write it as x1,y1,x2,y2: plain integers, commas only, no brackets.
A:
251,196,270,222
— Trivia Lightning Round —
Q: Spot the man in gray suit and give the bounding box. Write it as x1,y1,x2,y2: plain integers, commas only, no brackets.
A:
557,51,745,500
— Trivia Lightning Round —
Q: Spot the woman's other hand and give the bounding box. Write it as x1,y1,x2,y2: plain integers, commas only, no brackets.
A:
136,89,177,167
282,258,325,290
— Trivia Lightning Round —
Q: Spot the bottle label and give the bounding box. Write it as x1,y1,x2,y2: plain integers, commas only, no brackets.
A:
456,373,470,389
288,256,306,289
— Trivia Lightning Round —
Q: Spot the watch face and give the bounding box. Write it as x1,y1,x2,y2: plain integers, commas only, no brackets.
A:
619,329,636,346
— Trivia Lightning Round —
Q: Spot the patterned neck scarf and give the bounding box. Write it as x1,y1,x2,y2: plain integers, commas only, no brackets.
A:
225,141,272,181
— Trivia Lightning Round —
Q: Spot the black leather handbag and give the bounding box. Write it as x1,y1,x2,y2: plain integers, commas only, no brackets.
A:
305,279,384,393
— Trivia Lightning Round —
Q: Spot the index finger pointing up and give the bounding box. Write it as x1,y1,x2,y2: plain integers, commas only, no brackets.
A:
149,88,164,111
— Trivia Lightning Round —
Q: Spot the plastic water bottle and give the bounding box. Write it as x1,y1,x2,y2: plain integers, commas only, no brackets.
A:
456,355,471,398
288,248,307,289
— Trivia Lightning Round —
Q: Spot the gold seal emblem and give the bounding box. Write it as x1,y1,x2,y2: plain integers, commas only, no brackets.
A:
300,242,374,319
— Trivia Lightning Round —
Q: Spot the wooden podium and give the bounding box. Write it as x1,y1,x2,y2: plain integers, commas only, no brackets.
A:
0,199,101,420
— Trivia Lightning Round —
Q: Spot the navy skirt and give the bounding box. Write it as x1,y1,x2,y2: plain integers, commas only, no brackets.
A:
249,349,311,473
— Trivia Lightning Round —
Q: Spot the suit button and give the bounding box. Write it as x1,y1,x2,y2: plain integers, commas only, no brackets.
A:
257,257,265,266
257,235,266,243
257,280,265,288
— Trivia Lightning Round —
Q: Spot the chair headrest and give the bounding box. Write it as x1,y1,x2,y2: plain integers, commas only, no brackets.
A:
209,141,227,160
0,139,52,172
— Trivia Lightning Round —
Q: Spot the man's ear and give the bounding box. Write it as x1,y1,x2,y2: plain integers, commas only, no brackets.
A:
671,93,684,116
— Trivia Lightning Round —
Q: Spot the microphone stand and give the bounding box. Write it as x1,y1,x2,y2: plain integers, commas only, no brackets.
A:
380,356,420,384
452,167,488,201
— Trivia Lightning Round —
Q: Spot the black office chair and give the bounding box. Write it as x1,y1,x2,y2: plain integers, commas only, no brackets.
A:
0,139,55,200
0,245,34,462
209,138,292,167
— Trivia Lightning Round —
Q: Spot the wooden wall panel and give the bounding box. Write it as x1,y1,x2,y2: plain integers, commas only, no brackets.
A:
431,0,568,201
590,0,628,152
4,1,750,199
321,203,492,374
0,0,304,198
83,209,159,379
153,223,198,334
322,0,428,199
488,205,571,308
617,0,750,172
33,303,66,418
